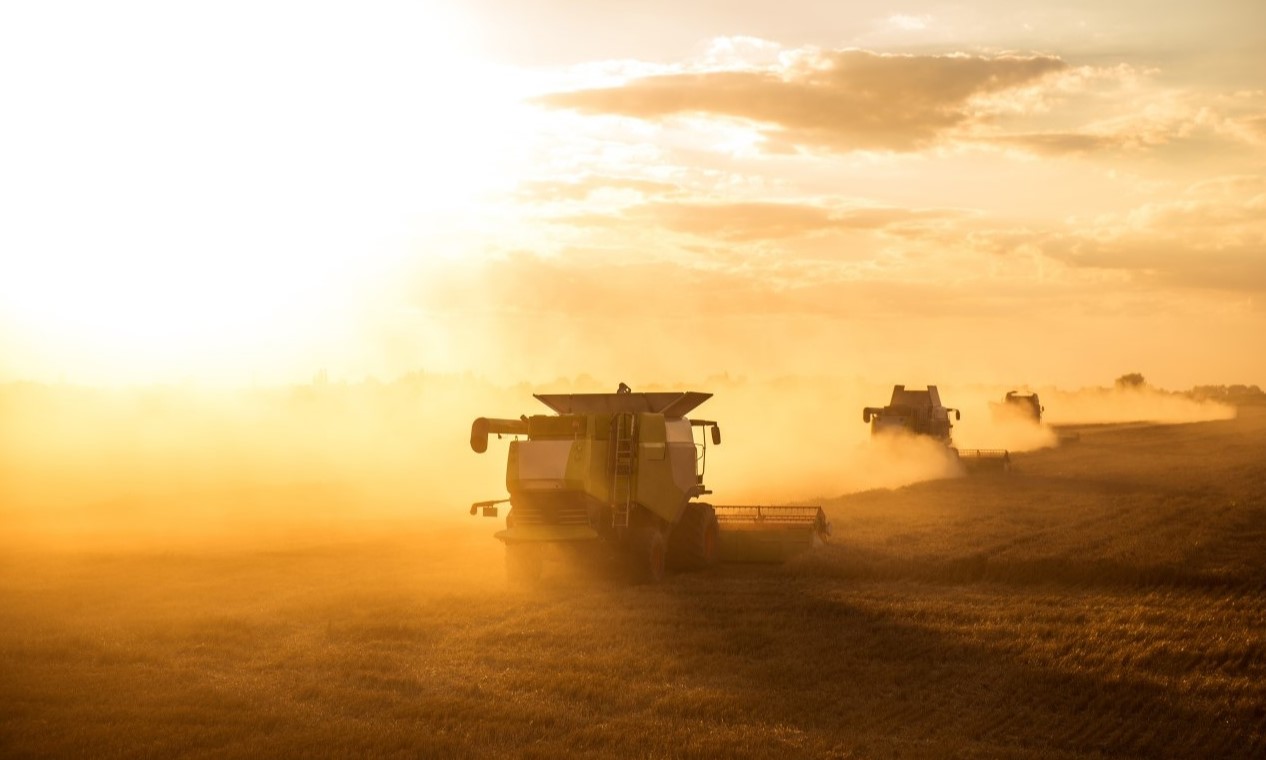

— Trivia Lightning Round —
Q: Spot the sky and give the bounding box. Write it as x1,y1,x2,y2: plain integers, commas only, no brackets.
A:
2,0,1264,389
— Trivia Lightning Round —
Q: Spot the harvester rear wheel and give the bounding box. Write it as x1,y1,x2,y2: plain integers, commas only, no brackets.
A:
669,502,719,570
629,527,667,583
505,543,543,584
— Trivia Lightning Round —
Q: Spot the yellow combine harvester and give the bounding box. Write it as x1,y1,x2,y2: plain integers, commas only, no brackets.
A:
863,384,1011,472
990,391,1044,424
469,386,830,582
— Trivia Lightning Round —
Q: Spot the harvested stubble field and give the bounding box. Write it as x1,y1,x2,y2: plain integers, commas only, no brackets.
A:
2,409,1265,759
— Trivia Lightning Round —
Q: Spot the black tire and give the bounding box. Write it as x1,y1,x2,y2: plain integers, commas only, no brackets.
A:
668,502,720,571
629,526,667,583
505,543,543,584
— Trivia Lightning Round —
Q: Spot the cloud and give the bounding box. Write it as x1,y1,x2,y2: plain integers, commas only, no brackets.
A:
498,168,1266,301
379,242,1262,391
514,175,682,203
1046,239,1266,293
536,49,1264,160
1034,175,1266,292
886,15,932,32
992,132,1128,155
411,241,1079,327
625,202,962,241
1229,112,1266,144
531,197,970,256
536,50,1068,152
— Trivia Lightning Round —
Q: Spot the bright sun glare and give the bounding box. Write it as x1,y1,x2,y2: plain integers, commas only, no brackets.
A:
0,1,516,383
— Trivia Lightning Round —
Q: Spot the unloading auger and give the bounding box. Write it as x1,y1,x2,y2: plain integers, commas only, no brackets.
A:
468,386,831,582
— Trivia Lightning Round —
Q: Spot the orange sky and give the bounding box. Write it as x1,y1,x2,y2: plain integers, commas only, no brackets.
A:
2,1,1264,388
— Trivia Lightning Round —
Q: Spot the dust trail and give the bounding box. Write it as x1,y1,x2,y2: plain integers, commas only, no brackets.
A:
938,382,1235,451
0,376,1240,549
668,377,971,501
839,431,965,493
943,386,1058,453
0,377,519,549
1041,385,1236,425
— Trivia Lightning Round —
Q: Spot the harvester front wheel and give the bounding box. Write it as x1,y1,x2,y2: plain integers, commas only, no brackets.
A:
629,527,667,583
669,502,719,570
505,543,543,584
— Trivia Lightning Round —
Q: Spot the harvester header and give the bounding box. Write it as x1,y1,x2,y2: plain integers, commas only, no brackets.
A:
468,385,830,582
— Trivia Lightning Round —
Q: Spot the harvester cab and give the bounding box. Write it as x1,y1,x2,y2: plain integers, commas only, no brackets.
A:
1000,391,1043,424
863,385,1011,473
469,387,830,582
863,385,958,442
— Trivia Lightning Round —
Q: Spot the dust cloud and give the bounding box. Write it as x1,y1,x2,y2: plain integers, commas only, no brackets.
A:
687,376,968,502
0,375,1242,550
657,377,1235,501
1040,385,1236,425
0,376,516,550
940,385,1059,452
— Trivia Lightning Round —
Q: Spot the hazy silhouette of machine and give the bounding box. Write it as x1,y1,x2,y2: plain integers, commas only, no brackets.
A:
992,391,1044,424
469,386,830,583
863,385,1011,472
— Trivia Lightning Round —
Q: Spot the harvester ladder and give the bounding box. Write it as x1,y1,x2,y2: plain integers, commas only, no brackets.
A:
610,413,636,528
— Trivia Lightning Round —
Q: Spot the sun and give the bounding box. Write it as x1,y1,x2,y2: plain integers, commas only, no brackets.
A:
0,1,524,384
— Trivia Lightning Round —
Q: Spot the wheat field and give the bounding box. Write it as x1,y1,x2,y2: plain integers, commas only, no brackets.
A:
2,409,1264,758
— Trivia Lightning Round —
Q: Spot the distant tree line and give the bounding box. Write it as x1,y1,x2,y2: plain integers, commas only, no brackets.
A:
1114,372,1147,389
1112,373,1264,405
1187,384,1266,405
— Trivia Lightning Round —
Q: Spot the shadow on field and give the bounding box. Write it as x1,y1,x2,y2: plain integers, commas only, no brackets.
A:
654,568,1264,758
789,535,1266,591
809,416,1266,593
3,533,1262,759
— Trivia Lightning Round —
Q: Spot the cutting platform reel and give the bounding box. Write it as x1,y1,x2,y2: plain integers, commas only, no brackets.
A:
713,505,831,563
953,448,1012,473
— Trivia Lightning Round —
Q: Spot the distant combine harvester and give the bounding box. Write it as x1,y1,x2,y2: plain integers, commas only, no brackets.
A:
862,385,1012,472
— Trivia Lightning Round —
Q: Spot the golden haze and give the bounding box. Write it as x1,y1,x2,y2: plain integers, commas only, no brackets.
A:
2,2,1265,754
0,375,1235,547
